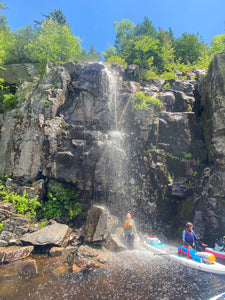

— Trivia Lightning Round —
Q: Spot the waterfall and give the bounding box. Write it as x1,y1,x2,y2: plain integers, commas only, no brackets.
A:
103,65,119,130
95,65,131,217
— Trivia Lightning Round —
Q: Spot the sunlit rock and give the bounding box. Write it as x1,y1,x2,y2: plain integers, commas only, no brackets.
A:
84,205,119,243
20,223,72,247
0,245,34,263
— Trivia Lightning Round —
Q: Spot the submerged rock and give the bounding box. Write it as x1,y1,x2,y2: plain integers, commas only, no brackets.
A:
0,258,38,278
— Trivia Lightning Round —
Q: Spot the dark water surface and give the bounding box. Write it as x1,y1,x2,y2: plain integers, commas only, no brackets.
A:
1,249,225,300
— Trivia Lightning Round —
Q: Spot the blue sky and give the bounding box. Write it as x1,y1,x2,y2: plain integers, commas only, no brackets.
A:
3,0,225,53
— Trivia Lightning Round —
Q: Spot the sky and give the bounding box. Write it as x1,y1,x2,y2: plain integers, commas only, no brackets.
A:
3,0,225,53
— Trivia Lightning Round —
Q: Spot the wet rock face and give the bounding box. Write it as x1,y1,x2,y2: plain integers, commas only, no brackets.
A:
0,58,225,241
200,53,225,161
198,53,225,240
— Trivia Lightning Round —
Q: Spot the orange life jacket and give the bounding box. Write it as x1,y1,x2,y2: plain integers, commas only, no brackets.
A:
124,221,134,230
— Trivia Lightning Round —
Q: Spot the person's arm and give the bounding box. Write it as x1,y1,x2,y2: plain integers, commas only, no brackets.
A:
182,230,186,242
193,231,199,241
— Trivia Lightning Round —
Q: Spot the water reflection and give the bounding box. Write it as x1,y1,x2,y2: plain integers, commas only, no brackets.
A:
1,249,225,300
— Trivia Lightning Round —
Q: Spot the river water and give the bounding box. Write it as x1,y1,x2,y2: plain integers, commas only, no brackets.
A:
1,249,225,300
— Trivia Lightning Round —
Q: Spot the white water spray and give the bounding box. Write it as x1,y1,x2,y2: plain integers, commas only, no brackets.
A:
104,65,119,130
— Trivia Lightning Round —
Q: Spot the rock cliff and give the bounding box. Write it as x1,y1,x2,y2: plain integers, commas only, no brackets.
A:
0,55,225,243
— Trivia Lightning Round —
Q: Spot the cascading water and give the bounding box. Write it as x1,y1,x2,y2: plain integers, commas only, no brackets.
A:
95,65,132,218
95,65,138,220
104,65,119,130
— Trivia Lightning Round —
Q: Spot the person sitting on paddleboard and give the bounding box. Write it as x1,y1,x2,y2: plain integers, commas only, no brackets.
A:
182,222,207,251
123,212,137,250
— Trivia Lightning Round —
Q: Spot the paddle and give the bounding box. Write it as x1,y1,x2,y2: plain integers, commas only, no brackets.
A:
153,252,177,256
195,239,208,251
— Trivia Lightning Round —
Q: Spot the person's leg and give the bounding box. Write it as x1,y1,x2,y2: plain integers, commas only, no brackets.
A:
128,235,134,249
124,235,129,248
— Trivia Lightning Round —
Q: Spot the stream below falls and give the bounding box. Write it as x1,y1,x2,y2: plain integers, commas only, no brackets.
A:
1,249,225,300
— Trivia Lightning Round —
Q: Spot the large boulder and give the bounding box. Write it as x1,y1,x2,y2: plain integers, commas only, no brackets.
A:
20,223,72,247
84,205,119,243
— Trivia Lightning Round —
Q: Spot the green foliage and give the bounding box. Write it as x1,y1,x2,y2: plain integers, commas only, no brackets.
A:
106,55,127,66
134,91,162,110
114,19,136,52
4,25,35,64
0,221,4,233
2,93,18,110
163,82,171,90
41,182,82,221
79,45,102,62
209,34,225,57
0,1,8,87
104,17,209,77
0,185,41,220
34,9,68,26
166,152,180,160
102,45,127,66
38,221,47,229
182,152,192,160
26,19,81,75
167,152,192,161
0,174,12,183
0,0,7,29
174,33,205,64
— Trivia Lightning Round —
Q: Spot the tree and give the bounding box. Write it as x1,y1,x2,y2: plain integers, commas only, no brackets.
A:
79,45,102,62
3,25,35,64
0,0,7,29
133,35,159,68
34,9,68,26
0,1,8,87
209,34,225,57
159,31,175,72
134,17,158,39
114,19,136,53
174,33,204,64
27,19,81,74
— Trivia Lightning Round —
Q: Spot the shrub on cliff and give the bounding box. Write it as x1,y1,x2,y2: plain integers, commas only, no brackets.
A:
0,185,41,220
134,91,162,110
40,182,82,225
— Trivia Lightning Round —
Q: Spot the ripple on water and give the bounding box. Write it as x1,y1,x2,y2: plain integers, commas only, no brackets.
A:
1,249,225,300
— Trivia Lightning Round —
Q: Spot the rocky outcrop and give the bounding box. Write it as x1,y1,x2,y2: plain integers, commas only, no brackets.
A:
200,53,225,162
0,210,30,246
0,63,39,85
197,53,225,241
0,57,225,244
